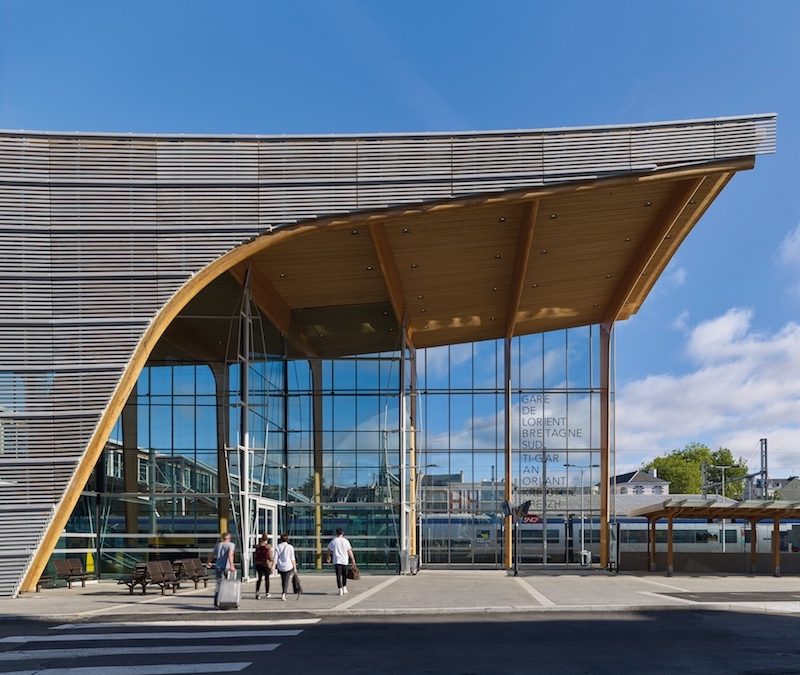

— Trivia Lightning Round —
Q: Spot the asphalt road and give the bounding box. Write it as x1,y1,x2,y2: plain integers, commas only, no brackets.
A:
1,610,800,674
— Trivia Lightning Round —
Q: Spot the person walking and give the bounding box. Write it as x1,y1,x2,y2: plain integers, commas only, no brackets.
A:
327,528,356,596
253,535,273,599
207,531,235,606
274,533,296,602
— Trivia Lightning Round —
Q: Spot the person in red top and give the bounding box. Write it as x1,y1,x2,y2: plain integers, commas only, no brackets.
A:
254,535,274,599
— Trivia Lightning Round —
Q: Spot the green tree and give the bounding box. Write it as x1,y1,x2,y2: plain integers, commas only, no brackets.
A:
641,443,748,498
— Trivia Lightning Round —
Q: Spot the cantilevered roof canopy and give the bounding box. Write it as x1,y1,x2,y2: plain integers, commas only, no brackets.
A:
631,498,800,521
224,158,756,357
140,113,776,361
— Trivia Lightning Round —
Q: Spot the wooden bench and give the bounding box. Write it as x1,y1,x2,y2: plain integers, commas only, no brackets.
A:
117,562,149,594
53,558,91,589
178,558,209,589
146,560,180,595
35,576,54,592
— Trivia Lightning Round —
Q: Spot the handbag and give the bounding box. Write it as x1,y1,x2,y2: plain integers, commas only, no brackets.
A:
291,570,303,595
346,564,360,581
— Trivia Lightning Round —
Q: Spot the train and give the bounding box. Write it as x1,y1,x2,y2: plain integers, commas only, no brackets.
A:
419,514,800,565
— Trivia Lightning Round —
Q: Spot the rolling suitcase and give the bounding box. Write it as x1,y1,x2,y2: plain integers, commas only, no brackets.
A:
216,570,241,610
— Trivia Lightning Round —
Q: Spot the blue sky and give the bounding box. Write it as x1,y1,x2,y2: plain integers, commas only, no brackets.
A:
2,0,799,472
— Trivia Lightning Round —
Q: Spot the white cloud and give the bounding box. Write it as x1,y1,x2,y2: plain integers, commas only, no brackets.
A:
617,308,800,476
671,309,690,332
777,222,800,297
666,265,687,289
778,222,800,266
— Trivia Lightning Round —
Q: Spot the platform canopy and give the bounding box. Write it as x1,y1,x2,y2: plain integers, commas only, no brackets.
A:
631,498,800,521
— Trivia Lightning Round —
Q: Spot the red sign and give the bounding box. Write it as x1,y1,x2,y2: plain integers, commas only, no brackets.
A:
521,514,542,524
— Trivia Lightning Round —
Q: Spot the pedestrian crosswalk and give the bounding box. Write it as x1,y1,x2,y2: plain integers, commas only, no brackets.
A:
0,620,315,674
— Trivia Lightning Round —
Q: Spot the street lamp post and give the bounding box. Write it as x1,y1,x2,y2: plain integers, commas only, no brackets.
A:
712,464,733,554
565,463,600,564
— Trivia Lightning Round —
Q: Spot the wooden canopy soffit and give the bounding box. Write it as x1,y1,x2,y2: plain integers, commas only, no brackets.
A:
221,157,754,356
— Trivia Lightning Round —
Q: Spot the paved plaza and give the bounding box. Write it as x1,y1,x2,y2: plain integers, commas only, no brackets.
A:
4,570,800,622
3,572,800,674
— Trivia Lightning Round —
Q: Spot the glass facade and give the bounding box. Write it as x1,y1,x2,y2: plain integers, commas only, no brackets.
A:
417,328,605,566
52,294,611,576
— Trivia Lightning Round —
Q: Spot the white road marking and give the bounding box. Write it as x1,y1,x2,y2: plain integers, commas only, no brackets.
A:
73,586,210,618
0,643,279,661
638,590,697,604
633,576,690,593
514,577,556,607
0,629,302,644
332,575,401,610
50,618,320,630
0,664,251,675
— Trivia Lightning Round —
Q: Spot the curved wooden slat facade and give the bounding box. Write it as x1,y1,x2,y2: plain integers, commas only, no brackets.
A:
0,115,776,596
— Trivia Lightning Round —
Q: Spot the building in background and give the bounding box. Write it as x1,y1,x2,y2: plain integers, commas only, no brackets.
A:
748,477,799,500
612,470,670,496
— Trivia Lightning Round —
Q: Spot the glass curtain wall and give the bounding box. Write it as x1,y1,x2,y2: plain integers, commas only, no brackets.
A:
418,326,604,567
59,365,229,576
53,320,607,576
284,354,402,568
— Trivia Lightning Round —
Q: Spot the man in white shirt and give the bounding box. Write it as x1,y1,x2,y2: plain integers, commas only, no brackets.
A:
327,528,356,595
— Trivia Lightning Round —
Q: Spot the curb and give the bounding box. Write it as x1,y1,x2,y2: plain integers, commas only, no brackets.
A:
3,602,800,624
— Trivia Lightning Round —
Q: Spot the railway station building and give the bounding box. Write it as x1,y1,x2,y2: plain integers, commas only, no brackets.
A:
0,114,776,595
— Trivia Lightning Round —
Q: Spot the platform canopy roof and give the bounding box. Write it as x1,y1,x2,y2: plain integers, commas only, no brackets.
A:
630,498,800,521
151,114,776,361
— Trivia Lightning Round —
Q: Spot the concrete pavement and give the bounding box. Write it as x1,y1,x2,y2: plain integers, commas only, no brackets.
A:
4,570,800,622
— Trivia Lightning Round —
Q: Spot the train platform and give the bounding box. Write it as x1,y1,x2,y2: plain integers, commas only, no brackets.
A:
3,569,800,622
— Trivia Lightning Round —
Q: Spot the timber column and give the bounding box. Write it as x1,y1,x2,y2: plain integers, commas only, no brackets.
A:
409,348,418,559
211,362,230,534
121,382,139,535
503,337,513,569
599,322,613,569
310,359,324,570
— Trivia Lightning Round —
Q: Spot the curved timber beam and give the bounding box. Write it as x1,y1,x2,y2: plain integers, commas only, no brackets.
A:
603,177,706,324
505,200,539,340
229,263,318,358
368,222,412,346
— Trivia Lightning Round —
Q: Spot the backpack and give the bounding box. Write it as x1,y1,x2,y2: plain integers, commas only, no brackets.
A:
254,544,271,567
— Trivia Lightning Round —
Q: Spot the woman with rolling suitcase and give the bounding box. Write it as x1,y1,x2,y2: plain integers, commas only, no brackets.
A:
207,532,236,607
